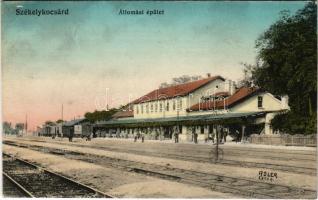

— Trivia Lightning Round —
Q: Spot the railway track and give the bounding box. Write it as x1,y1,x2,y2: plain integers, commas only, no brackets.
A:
17,137,317,162
3,172,34,197
2,153,113,198
4,140,315,175
3,142,317,199
83,145,316,175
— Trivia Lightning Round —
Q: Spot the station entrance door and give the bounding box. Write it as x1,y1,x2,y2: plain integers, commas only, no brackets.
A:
163,126,172,139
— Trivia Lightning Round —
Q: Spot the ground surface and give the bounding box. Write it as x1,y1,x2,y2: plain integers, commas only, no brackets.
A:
2,136,317,198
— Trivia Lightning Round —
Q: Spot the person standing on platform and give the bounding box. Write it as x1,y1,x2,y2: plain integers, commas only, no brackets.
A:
220,128,224,143
174,126,179,143
193,127,198,144
223,128,227,143
142,128,147,143
211,132,215,143
134,129,138,142
235,130,240,143
69,131,73,142
160,127,164,141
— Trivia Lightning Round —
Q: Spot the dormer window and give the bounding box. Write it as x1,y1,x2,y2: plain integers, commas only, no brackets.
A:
258,96,263,108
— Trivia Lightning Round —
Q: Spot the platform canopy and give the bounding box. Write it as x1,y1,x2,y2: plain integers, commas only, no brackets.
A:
95,111,267,128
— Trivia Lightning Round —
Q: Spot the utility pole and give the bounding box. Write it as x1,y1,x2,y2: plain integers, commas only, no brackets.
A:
25,114,28,136
241,125,246,144
215,125,219,162
61,104,64,139
62,104,63,122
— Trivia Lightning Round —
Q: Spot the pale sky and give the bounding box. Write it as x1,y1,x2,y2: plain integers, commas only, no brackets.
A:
2,1,306,130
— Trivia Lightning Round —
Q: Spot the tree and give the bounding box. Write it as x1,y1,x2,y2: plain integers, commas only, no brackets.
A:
15,123,24,131
44,121,55,126
3,122,13,134
84,108,118,123
247,2,317,134
159,75,203,88
56,119,65,123
237,63,255,87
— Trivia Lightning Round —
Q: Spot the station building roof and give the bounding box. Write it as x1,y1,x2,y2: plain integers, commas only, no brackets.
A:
132,75,225,104
113,75,225,118
189,87,261,111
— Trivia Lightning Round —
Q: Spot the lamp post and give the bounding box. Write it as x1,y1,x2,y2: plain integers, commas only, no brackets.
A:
241,125,246,144
61,104,64,139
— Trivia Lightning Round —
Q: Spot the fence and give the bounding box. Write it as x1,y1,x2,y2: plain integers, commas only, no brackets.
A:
248,134,317,147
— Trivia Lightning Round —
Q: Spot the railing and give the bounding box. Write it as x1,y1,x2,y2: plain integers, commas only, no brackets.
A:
248,134,317,147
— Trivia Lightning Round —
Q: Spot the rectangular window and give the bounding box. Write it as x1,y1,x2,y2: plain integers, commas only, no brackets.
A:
166,102,169,111
173,100,176,110
160,102,162,112
136,106,139,114
179,125,182,133
150,103,153,113
146,104,149,113
141,105,143,114
179,99,182,110
200,126,204,134
258,96,263,108
155,102,158,112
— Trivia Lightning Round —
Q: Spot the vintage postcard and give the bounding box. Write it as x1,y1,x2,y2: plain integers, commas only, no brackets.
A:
2,1,317,198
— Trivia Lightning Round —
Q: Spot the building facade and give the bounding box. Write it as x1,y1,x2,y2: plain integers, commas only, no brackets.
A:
95,74,289,142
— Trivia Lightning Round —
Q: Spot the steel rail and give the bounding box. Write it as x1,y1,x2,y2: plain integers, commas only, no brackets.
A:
4,140,315,175
3,172,35,198
4,145,316,198
3,153,114,198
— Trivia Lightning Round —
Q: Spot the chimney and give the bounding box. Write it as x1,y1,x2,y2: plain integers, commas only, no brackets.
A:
281,95,290,110
228,80,237,95
207,73,211,78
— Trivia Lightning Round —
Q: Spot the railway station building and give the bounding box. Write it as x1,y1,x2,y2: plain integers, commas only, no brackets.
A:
94,74,290,142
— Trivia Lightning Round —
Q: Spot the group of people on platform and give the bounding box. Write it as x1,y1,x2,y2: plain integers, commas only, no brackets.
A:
49,125,243,144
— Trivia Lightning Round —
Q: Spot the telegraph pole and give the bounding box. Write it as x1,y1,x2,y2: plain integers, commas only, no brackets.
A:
25,114,28,136
216,125,219,162
61,104,63,122
61,104,64,138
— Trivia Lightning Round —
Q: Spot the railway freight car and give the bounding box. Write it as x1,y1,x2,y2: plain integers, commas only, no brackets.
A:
74,122,93,138
62,118,89,138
